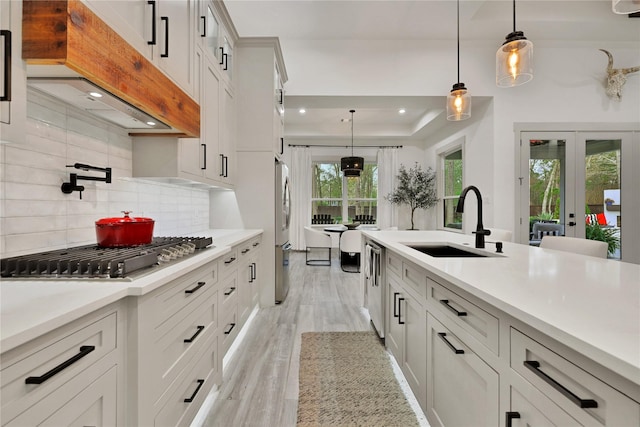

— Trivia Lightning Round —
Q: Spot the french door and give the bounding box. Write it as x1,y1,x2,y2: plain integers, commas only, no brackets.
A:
518,130,639,263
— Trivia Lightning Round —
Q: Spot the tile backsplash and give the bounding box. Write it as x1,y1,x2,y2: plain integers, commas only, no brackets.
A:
0,90,210,257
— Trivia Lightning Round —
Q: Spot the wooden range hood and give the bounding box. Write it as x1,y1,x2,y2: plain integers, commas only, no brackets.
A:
22,0,199,137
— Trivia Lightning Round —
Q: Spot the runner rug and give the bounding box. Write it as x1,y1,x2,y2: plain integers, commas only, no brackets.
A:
297,331,419,426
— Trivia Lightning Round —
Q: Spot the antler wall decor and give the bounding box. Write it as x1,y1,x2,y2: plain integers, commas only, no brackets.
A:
599,49,640,101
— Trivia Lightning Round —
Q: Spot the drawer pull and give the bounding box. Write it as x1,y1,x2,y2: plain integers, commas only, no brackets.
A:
224,287,236,296
184,325,205,343
185,281,206,294
253,242,259,247
25,345,95,384
224,257,236,265
184,379,205,403
523,361,598,409
251,262,257,281
440,299,467,317
241,248,250,254
505,412,521,427
224,323,236,335
393,292,400,318
398,298,405,325
438,332,464,354
1,30,11,102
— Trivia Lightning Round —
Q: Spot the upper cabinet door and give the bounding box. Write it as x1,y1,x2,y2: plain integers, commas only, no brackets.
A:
0,0,26,144
84,0,154,58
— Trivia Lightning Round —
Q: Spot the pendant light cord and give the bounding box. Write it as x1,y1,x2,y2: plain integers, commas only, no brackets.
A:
512,0,516,33
350,110,354,156
456,0,460,84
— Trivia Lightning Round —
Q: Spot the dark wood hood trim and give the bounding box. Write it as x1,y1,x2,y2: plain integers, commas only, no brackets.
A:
22,0,200,137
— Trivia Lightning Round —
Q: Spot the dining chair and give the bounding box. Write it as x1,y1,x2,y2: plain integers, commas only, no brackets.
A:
304,226,332,266
539,235,608,259
529,222,564,246
339,230,361,273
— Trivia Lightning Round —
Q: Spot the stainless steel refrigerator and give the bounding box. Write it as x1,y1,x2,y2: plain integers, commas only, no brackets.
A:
275,160,291,303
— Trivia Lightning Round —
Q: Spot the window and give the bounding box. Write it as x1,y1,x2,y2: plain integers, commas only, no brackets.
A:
311,162,377,224
442,149,463,230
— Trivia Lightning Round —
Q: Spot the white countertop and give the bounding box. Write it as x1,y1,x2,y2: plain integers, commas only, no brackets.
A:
362,230,640,385
0,229,261,352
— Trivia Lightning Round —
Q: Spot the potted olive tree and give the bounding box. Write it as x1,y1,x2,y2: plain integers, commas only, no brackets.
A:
386,162,438,230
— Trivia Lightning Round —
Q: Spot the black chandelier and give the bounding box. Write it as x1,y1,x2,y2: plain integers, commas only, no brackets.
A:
340,109,364,177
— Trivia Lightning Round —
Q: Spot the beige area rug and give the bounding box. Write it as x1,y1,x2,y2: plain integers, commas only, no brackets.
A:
297,331,419,427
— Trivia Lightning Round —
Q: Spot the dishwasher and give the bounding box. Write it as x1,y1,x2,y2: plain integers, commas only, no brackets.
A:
364,240,384,338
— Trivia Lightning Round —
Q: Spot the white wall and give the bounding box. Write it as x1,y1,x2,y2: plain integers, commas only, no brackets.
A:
0,91,210,257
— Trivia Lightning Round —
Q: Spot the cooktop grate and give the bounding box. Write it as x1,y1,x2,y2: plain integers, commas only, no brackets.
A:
1,237,213,279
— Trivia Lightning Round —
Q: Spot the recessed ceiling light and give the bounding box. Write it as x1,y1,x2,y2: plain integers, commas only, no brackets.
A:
341,118,351,123
299,108,306,114
88,91,103,98
398,108,406,114
146,121,156,126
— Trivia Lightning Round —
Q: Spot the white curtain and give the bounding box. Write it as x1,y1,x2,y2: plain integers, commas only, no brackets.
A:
377,148,399,230
290,147,312,250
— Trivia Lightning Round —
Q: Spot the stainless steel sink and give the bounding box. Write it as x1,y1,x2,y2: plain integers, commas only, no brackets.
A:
405,244,489,258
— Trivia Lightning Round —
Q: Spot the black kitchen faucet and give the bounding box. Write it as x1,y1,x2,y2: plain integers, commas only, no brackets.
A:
456,185,491,249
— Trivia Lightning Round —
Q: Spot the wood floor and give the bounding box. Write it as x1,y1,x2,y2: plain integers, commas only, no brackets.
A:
201,250,373,426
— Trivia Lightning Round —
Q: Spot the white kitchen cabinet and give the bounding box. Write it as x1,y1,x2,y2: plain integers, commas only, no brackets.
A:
84,0,195,97
127,259,221,426
0,0,27,144
235,38,288,155
237,236,261,326
386,271,427,411
133,49,235,188
0,303,123,427
426,313,500,427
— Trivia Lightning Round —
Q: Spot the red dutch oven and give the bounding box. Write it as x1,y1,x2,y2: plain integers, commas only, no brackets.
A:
95,211,155,247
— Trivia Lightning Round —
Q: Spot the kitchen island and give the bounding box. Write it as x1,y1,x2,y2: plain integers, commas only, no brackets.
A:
362,230,640,427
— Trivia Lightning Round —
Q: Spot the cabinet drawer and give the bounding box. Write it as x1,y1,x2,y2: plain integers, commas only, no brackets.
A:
386,251,402,278
220,273,238,316
1,312,117,421
152,261,217,329
402,260,427,300
510,381,581,426
155,336,218,427
219,248,239,278
5,365,117,427
155,288,218,395
511,328,640,426
221,306,239,356
426,313,499,427
429,279,499,355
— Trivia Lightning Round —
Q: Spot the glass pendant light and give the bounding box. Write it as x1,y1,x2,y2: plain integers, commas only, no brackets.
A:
340,110,364,177
496,0,533,87
447,0,471,121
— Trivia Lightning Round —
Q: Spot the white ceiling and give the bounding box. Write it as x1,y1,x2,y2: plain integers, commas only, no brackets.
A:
225,1,639,145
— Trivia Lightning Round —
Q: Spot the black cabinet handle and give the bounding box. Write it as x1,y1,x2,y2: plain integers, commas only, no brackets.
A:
224,256,236,265
393,292,400,318
440,299,467,317
253,242,260,247
161,16,169,57
201,144,206,170
251,262,257,280
222,53,228,70
219,154,224,176
200,16,206,37
224,287,236,296
241,248,250,254
184,379,205,403
224,323,236,335
147,1,156,45
1,30,11,102
223,155,228,177
398,297,405,325
185,281,206,294
25,346,95,384
523,361,598,409
219,47,224,64
278,88,284,105
280,137,284,155
184,325,205,343
506,412,521,427
438,332,464,354
248,264,254,283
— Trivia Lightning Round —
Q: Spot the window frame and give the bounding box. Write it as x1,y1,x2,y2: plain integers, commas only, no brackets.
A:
437,138,465,232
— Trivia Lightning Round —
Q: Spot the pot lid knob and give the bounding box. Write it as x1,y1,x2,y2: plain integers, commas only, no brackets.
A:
121,210,132,218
